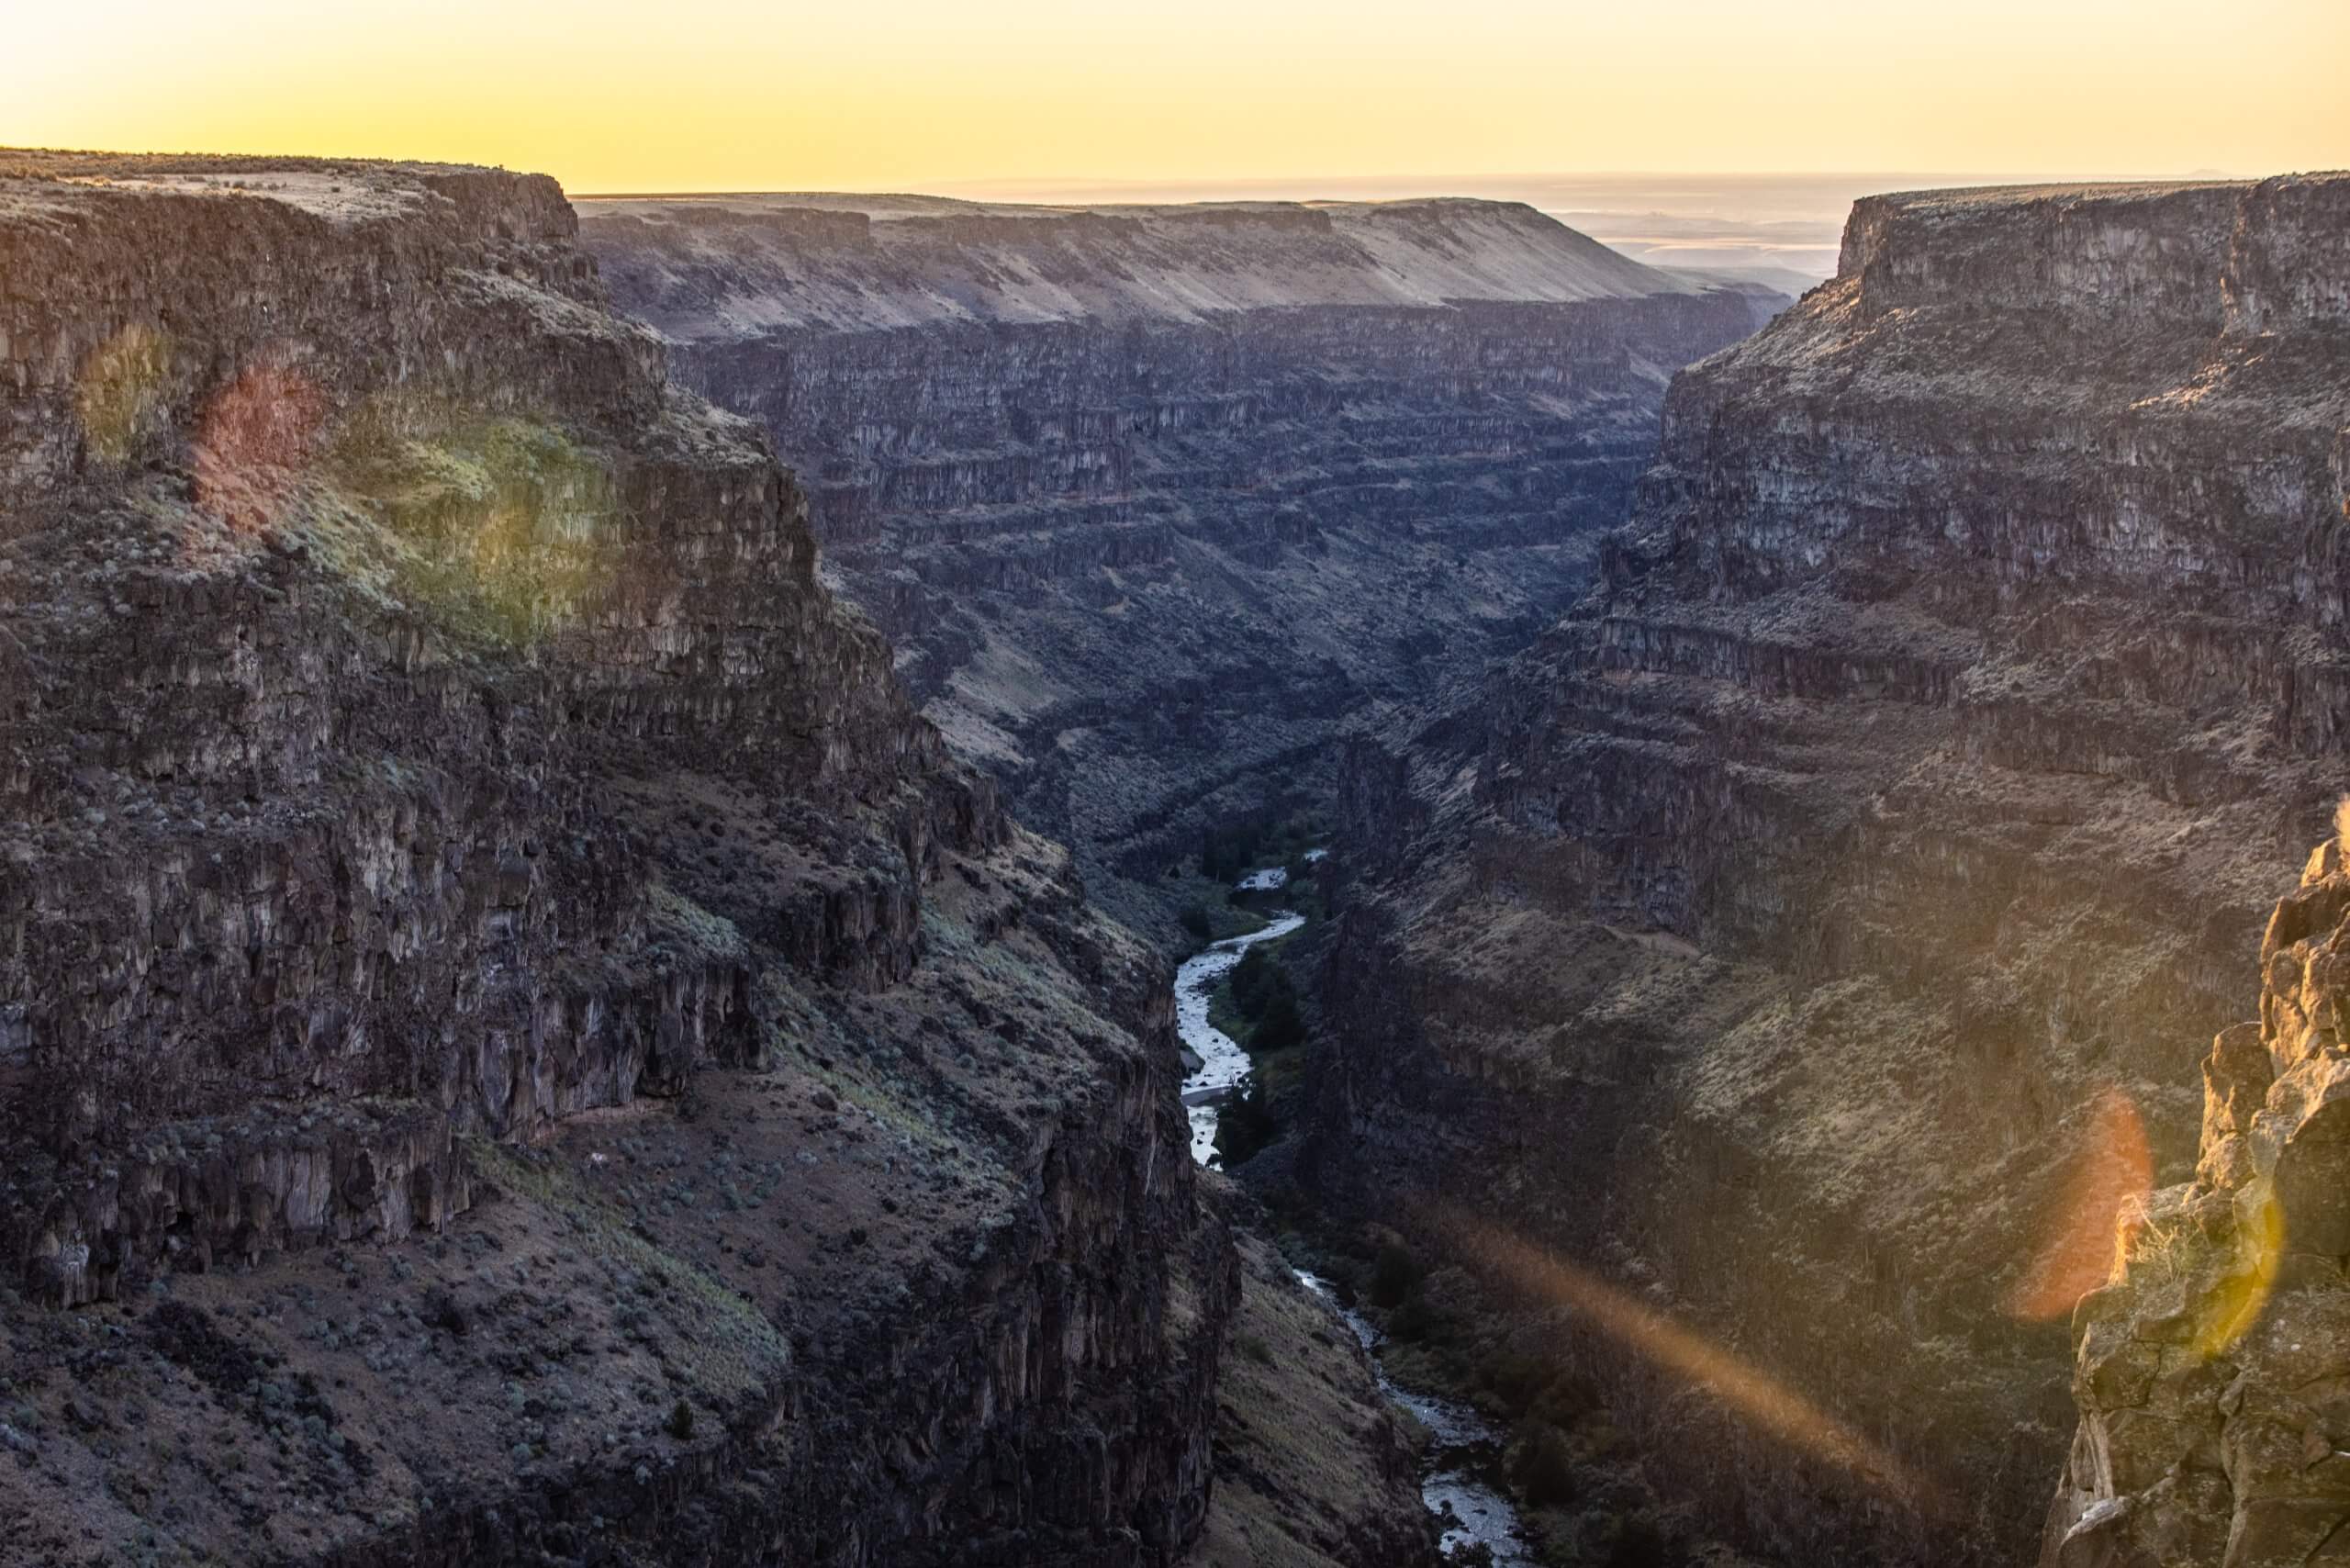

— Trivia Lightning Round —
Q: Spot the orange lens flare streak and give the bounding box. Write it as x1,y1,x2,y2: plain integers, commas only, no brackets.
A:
1414,1201,1930,1507
2008,1088,2152,1322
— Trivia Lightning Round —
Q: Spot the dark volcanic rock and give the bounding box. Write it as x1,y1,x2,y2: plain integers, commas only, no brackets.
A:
578,194,1781,935
1309,175,2350,1566
0,150,1232,1567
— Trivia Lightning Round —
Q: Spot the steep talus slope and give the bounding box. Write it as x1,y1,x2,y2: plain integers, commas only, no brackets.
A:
0,151,1234,1567
2047,830,2350,1568
579,196,1780,934
1309,175,2350,1564
1180,1224,1433,1568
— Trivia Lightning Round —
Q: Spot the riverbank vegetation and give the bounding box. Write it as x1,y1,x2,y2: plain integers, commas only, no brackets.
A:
1270,1229,1722,1568
1203,832,1325,1169
1198,812,1329,888
1188,810,1709,1565
1171,810,1334,957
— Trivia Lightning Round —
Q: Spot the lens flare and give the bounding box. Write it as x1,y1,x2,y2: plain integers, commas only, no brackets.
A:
75,323,173,465
319,394,623,646
194,364,327,532
2009,1088,2153,1322
2195,1189,2281,1359
1413,1200,1930,1506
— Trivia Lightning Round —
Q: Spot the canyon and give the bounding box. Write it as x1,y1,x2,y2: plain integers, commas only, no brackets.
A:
576,194,1780,936
1307,175,2350,1565
0,149,1280,1568
6,137,2345,1568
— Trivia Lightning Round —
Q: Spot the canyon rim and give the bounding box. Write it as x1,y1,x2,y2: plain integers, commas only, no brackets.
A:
4,15,2348,1565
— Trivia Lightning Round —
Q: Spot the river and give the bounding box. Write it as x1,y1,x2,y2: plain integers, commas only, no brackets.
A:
1295,1271,1535,1566
1176,911,1305,1166
1174,890,1533,1564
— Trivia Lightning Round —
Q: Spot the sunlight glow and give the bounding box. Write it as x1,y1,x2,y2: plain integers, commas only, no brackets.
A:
6,1,2344,192
2192,1190,2280,1361
2009,1088,2153,1323
1419,1201,1930,1506
194,364,327,535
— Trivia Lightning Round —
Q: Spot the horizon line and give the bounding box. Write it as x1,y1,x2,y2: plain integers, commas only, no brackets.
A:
565,167,2255,201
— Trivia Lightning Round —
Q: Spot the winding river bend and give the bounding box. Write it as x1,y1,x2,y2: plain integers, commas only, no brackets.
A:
1176,912,1304,1166
1173,898,1533,1563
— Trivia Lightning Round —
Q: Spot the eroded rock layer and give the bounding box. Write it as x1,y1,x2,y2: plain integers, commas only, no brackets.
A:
1310,176,2350,1565
2045,832,2350,1568
0,150,1231,1567
577,195,1778,933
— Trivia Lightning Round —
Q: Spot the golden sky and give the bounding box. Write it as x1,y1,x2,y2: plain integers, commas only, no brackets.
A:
7,0,2344,194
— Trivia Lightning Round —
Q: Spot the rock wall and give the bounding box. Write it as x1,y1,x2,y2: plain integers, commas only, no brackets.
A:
579,196,1780,935
2044,830,2350,1568
0,150,1232,1566
1307,175,2350,1566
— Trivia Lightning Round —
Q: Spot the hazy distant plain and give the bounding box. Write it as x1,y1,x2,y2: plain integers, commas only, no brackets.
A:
927,171,2156,293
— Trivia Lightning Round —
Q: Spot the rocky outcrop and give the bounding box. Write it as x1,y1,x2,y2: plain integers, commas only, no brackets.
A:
0,150,1232,1566
1305,175,2350,1566
2044,829,2350,1568
579,195,1780,935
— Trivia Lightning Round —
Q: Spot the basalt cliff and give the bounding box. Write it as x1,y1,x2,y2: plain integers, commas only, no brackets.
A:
0,149,1262,1568
1307,175,2350,1564
577,195,1779,933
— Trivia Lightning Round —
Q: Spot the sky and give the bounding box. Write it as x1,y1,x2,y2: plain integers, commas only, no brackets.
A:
6,0,2344,195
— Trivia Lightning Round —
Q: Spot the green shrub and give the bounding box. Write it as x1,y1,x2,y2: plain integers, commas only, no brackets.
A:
1251,989,1307,1052
1482,1352,1550,1417
1369,1241,1422,1308
1388,1297,1436,1341
1214,1075,1280,1167
1200,821,1269,884
1178,904,1214,945
1509,1424,1578,1508
1231,947,1275,1014
1614,1516,1672,1568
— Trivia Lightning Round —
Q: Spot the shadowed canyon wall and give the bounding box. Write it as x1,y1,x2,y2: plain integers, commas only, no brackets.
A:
0,150,1248,1567
1309,175,2350,1565
578,195,1781,935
